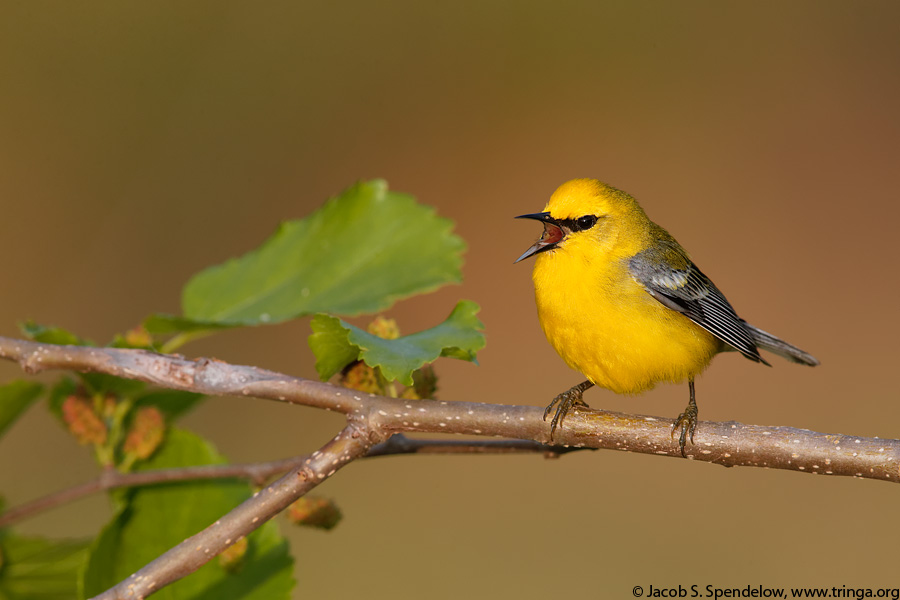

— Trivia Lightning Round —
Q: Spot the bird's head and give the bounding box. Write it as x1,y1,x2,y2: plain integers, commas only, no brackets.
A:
515,178,647,263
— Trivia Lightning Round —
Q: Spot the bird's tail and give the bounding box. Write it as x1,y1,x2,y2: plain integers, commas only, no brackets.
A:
741,320,820,366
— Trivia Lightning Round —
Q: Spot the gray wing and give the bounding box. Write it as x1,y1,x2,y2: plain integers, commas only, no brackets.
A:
629,242,768,365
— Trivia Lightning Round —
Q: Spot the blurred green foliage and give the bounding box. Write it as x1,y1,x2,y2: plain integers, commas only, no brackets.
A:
0,180,481,598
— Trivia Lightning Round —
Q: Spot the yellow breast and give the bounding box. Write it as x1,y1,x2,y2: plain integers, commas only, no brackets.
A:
532,247,720,394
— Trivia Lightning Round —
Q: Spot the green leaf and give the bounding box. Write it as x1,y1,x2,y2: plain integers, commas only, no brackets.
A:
46,378,77,420
133,390,205,422
80,429,294,600
19,322,89,346
0,532,89,600
149,179,465,331
0,381,43,440
307,316,362,383
17,323,143,398
308,300,485,385
142,314,234,336
78,374,146,399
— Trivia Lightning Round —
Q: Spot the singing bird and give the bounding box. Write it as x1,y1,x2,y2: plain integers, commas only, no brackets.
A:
515,178,818,455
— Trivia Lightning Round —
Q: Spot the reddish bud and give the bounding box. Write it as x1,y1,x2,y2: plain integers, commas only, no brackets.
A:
62,395,107,445
122,407,165,460
287,496,342,530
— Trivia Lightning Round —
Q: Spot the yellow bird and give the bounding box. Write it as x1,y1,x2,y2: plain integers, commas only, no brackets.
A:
516,178,818,455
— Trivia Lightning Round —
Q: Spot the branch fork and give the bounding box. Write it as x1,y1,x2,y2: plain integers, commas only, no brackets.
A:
1,335,897,599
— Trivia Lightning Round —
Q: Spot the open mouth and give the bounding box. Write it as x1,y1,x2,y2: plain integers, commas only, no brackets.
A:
514,212,565,263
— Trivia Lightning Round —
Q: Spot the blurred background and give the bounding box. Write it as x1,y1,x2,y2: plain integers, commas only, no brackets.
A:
1,1,899,597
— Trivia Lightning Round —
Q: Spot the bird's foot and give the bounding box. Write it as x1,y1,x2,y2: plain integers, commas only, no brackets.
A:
543,380,594,441
671,401,698,458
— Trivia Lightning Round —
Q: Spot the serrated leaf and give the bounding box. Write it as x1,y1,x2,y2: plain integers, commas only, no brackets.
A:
309,300,485,385
307,316,361,383
0,532,88,600
80,429,294,600
0,381,43,440
148,179,465,332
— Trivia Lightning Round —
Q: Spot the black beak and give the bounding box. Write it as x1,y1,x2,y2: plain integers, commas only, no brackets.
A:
516,211,555,223
515,212,564,263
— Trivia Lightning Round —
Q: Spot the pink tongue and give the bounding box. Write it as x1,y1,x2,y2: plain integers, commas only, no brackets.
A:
543,223,563,245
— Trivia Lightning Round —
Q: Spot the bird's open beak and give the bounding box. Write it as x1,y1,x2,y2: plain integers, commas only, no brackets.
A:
514,212,565,263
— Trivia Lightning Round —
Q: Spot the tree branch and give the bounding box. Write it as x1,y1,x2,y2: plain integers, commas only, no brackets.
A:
0,435,584,528
92,424,373,600
1,334,897,599
1,336,896,483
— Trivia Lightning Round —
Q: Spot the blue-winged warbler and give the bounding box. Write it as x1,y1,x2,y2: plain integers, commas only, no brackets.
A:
516,178,818,456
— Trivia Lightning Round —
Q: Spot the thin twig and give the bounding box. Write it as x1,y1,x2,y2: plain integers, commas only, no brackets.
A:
92,425,374,600
0,457,304,528
0,435,585,527
1,335,898,599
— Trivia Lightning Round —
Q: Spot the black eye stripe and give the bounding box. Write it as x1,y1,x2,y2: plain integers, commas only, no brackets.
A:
560,215,600,232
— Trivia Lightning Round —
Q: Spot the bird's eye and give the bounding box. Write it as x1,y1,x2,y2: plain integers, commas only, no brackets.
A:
575,215,598,231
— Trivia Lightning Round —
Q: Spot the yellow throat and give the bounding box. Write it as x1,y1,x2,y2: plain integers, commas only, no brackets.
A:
523,179,720,394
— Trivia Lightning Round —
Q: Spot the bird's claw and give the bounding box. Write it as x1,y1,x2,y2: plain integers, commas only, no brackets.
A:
671,403,698,457
543,382,592,441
